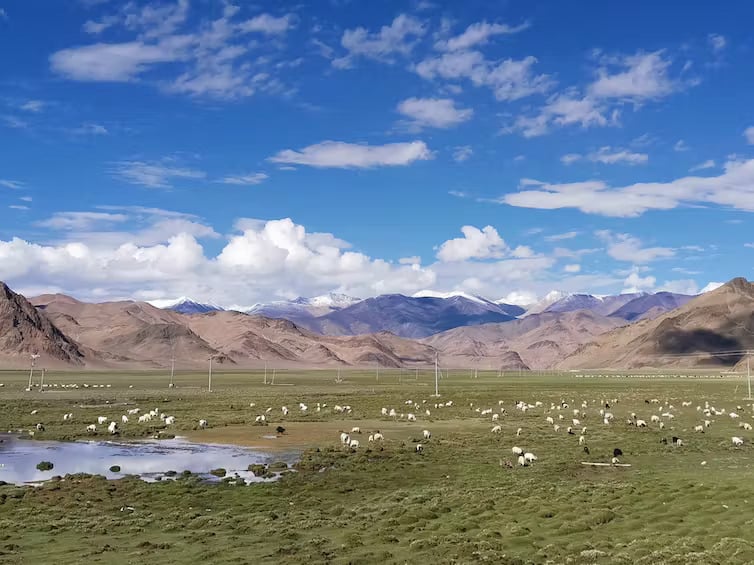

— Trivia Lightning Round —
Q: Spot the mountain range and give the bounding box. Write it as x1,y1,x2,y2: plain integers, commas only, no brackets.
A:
0,279,748,371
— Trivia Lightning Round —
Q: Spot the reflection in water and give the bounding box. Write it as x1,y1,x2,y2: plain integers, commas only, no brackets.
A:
0,434,297,485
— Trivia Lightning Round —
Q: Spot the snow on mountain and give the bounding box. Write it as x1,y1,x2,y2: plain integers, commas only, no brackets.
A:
147,297,223,314
520,291,569,316
307,293,362,308
412,290,490,305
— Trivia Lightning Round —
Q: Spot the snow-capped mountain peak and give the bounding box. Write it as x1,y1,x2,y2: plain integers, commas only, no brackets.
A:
308,293,362,308
412,289,490,305
147,297,223,314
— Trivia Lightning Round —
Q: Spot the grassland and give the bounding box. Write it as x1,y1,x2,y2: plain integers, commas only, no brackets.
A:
1,368,754,564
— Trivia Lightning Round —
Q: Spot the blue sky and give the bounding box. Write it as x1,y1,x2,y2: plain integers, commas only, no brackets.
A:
0,0,752,306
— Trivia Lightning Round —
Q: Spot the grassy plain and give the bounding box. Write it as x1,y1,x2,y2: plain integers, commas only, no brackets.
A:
1,368,754,564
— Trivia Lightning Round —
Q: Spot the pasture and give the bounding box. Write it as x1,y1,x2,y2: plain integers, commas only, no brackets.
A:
1,368,754,564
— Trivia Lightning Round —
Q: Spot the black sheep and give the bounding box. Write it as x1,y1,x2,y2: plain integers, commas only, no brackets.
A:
660,437,668,444
276,426,286,435
613,448,623,457
672,436,680,444
583,446,590,455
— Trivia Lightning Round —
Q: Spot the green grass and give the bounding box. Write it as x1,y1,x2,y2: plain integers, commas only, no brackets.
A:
1,368,754,564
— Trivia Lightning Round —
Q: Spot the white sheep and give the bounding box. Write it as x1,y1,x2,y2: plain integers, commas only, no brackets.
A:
97,416,108,425
121,415,129,424
407,413,416,422
165,416,176,425
30,410,38,415
381,407,388,416
108,421,118,434
340,432,350,445
511,446,523,456
282,406,289,416
368,434,374,442
199,419,208,429
492,413,499,422
63,413,73,421
554,424,561,432
741,423,752,431
517,455,526,466
516,427,522,437
491,425,502,434
579,435,585,445
351,427,361,434
127,408,140,415
348,439,360,449
572,419,581,426
694,425,704,432
732,436,744,447
255,415,266,423
611,457,620,465
635,419,647,428
416,444,423,453
651,415,660,423
423,429,431,440
524,452,537,463
546,416,554,425
86,424,96,432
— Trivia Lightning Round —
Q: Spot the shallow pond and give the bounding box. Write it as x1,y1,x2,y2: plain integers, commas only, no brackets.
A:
0,434,298,485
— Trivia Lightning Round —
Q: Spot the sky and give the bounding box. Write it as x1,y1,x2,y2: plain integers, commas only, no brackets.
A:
0,0,752,307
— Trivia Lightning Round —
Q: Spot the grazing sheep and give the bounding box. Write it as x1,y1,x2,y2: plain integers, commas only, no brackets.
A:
351,427,361,434
407,413,416,422
340,432,350,445
108,421,118,435
35,423,44,431
86,424,96,432
659,422,665,429
732,436,744,447
567,427,575,435
127,408,140,415
348,439,360,450
254,415,266,424
165,416,175,425
63,413,73,421
282,406,289,416
389,409,397,418
30,410,38,415
694,425,704,433
516,427,522,437
546,416,554,425
517,455,526,466
373,432,384,441
199,419,208,429
276,426,285,434
511,446,523,456
613,448,623,457
524,452,537,464
635,419,647,428
381,407,388,416
611,457,620,465
572,419,581,426
675,438,684,447
423,429,431,440
741,423,752,431
579,435,585,445
554,424,560,432
492,413,499,422
121,415,129,424
651,415,660,423
97,416,108,425
491,425,502,434
415,444,423,453
368,434,374,442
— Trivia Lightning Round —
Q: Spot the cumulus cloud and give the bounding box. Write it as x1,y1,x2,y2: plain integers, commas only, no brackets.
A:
268,140,433,168
564,264,581,273
396,97,473,130
744,127,754,145
436,225,507,262
333,14,426,69
500,158,754,217
416,51,553,102
434,20,529,52
588,50,683,100
623,269,656,293
452,145,473,162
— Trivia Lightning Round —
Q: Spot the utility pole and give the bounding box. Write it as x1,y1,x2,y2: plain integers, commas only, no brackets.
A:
27,354,39,391
747,351,752,401
208,355,214,392
264,361,268,385
169,357,175,388
39,368,46,391
434,352,439,396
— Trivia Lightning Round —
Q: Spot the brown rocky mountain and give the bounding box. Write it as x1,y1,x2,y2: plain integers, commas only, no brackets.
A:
424,310,623,370
0,284,86,367
558,277,754,370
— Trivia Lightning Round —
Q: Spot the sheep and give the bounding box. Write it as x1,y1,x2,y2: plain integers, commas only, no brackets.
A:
524,452,537,464
517,455,526,466
299,403,308,412
86,424,96,432
254,415,266,424
97,416,108,425
741,423,753,431
199,419,208,429
659,422,665,429
340,432,350,445
491,425,502,434
579,435,586,445
165,416,176,425
348,439,360,450
516,427,522,437
108,421,118,435
635,419,647,428
35,423,44,432
611,457,620,465
425,409,431,417
127,408,140,415
381,407,388,416
511,446,523,456
730,412,740,419
651,415,660,423
732,436,744,447
704,420,712,428
546,416,554,425
368,434,374,442
373,431,384,441
63,413,73,421
351,427,361,434
567,426,575,435
407,413,416,422
138,414,152,423
572,419,581,427
30,410,38,415
694,425,704,433
415,444,423,453
423,429,431,440
554,424,561,432
121,415,129,424
492,413,499,422
282,406,289,416
613,448,623,457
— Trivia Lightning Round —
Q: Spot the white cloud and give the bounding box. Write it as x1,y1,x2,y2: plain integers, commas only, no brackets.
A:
690,159,715,172
596,231,675,263
708,34,727,53
452,145,473,162
9,205,29,211
20,100,45,113
744,243,754,249
434,21,529,52
744,127,754,145
333,14,426,69
51,8,297,99
674,139,690,152
268,140,432,169
399,256,421,265
501,158,754,217
589,50,682,101
0,179,24,190
416,52,553,102
436,225,507,262
623,268,656,293
396,97,473,130
218,173,269,186
73,123,109,135
111,160,206,188
510,92,611,137
560,153,581,165
0,8,7,20
564,264,581,273
36,212,128,231
700,281,724,293
545,231,579,242
589,146,648,165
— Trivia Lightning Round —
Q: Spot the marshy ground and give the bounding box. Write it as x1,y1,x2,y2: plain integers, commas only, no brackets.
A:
1,368,754,564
